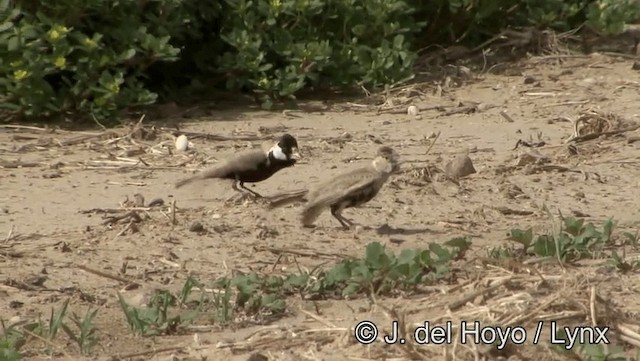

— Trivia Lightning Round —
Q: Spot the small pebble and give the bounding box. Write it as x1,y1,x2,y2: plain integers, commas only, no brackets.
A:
407,105,419,116
189,221,205,233
175,134,189,151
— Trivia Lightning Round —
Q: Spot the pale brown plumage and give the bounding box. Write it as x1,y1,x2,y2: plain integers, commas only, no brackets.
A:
268,146,400,229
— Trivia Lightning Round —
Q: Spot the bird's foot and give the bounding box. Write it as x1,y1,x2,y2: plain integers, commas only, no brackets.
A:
302,223,316,229
336,217,355,230
224,191,263,205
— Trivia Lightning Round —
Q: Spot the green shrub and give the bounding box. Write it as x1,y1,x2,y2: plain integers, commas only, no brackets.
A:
0,0,638,122
0,0,189,120
413,0,639,46
213,0,420,107
587,0,640,34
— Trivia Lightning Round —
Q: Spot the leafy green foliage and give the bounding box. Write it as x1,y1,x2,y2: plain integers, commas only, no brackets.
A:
507,217,615,263
414,0,639,47
215,0,419,107
313,238,471,297
118,279,205,337
116,239,470,335
1,0,639,121
606,249,640,273
587,0,640,34
0,320,24,361
60,308,99,355
0,298,77,358
0,0,185,120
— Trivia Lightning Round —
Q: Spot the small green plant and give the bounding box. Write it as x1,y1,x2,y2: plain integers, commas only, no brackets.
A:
118,278,205,336
606,249,640,273
508,217,615,263
211,281,234,325
26,298,70,355
0,319,25,361
313,238,471,297
621,231,640,247
118,238,470,335
61,308,99,356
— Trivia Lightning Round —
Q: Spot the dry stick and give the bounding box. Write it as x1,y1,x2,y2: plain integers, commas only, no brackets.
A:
157,257,181,268
617,324,640,348
102,211,142,225
424,131,441,156
507,294,561,327
540,100,590,108
299,308,338,329
447,277,512,311
254,245,345,259
113,221,134,237
0,124,53,132
157,127,270,142
492,206,534,216
170,200,177,225
270,253,283,272
110,345,185,360
499,110,515,123
77,264,140,287
589,285,609,356
567,125,640,143
0,161,42,168
5,225,15,242
79,207,153,214
60,131,120,146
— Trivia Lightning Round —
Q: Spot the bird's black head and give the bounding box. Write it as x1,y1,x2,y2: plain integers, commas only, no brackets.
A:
270,133,301,162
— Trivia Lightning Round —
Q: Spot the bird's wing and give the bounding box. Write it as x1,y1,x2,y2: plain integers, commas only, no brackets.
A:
175,149,266,188
210,149,269,174
305,168,384,209
306,166,377,201
300,170,386,226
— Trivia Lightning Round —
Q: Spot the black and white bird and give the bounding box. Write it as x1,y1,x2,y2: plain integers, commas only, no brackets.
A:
268,146,400,229
175,133,301,199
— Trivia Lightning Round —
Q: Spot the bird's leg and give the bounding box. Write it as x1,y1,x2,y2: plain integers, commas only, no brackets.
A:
225,180,249,204
330,207,354,230
238,181,264,198
226,180,261,204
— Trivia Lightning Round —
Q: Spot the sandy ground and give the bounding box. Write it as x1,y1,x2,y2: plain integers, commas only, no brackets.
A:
1,54,640,361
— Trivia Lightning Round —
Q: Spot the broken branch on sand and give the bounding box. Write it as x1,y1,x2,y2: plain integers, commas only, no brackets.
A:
157,127,271,141
0,160,42,168
78,264,140,287
253,245,345,260
80,207,153,214
566,125,640,143
59,131,120,146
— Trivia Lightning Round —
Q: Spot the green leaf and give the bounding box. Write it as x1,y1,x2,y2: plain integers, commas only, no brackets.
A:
532,235,557,257
365,242,386,268
509,228,533,248
397,249,416,265
119,49,136,61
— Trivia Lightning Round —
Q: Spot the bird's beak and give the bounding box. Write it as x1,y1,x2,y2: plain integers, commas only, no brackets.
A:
291,148,301,160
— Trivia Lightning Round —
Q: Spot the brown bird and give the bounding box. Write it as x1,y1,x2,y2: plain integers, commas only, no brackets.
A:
175,133,300,199
268,146,400,229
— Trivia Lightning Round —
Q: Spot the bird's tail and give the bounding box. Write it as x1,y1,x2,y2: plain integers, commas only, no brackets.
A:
267,189,309,208
300,201,325,227
175,174,202,189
